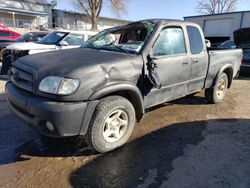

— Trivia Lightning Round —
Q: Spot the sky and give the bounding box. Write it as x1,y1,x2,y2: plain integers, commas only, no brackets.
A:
55,0,250,21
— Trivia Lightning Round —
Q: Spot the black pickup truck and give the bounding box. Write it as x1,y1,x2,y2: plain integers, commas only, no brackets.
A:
6,19,242,153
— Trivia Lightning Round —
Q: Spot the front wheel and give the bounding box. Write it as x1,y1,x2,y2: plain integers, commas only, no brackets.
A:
205,73,228,104
86,96,136,153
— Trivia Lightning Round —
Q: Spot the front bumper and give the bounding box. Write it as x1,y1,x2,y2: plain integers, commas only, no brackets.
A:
6,82,98,137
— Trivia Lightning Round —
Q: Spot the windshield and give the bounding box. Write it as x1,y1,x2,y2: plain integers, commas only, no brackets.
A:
82,21,156,54
15,33,32,42
37,32,67,45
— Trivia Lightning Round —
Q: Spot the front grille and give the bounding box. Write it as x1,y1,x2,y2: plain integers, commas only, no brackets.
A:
11,66,34,93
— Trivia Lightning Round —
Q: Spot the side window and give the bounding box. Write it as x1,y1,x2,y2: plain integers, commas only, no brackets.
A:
30,35,39,41
0,31,11,36
152,27,186,56
187,26,203,54
31,34,45,42
63,34,85,45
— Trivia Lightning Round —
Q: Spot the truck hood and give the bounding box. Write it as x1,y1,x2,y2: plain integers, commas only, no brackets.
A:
14,48,143,100
234,28,250,48
6,42,55,51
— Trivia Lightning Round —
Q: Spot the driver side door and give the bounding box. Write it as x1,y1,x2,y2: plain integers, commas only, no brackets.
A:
144,26,192,108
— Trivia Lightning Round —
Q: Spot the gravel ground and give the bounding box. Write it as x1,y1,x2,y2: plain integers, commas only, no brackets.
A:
0,76,249,188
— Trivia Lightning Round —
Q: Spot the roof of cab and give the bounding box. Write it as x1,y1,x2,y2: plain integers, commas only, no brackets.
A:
126,19,199,26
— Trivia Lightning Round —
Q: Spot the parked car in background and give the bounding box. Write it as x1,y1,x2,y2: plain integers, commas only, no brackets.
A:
0,38,15,43
0,22,8,29
217,40,236,49
234,28,250,73
0,30,97,75
6,19,242,153
0,29,21,40
0,32,48,61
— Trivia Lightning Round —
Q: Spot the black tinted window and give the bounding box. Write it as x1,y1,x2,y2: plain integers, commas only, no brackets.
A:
187,26,203,54
0,31,10,36
152,27,186,56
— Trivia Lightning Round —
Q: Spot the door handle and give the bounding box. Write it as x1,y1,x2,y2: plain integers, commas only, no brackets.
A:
192,60,199,64
182,61,189,65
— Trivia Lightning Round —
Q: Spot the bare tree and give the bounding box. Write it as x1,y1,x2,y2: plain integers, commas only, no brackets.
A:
196,0,238,14
71,0,129,30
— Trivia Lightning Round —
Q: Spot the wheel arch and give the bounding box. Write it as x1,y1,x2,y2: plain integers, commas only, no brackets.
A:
89,83,145,121
215,64,234,88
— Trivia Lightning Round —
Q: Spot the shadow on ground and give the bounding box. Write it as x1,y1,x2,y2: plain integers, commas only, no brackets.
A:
69,119,250,188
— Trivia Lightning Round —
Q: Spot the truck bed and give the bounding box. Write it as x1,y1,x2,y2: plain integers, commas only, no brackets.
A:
205,48,242,88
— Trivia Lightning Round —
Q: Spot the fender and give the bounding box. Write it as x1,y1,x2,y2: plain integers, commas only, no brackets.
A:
90,82,145,115
215,64,234,88
79,83,145,135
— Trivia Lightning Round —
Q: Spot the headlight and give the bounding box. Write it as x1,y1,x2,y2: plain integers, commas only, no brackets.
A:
39,76,80,95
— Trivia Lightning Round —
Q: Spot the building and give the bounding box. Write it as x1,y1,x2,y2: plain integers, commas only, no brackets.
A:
52,9,130,31
0,0,55,28
184,11,250,44
0,1,129,31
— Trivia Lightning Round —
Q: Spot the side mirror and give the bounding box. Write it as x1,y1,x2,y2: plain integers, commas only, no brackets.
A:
147,49,161,89
59,41,68,46
205,39,211,48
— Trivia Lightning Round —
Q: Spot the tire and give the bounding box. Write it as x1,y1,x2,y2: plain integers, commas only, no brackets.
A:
86,96,136,153
205,73,228,104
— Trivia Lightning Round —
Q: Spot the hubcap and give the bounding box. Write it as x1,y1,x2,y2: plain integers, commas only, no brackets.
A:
102,109,128,143
216,79,226,99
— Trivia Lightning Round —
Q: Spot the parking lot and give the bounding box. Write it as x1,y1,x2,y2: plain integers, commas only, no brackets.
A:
0,73,250,188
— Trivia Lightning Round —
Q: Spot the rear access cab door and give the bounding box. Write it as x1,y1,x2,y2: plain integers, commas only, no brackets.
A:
143,23,208,108
186,25,209,92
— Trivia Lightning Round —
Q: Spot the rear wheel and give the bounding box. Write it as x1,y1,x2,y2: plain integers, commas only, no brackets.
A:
205,73,228,104
86,96,136,153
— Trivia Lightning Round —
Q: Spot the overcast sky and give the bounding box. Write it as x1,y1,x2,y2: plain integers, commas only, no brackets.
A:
55,0,250,21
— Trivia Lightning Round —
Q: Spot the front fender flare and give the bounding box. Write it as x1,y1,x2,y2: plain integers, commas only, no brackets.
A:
90,83,145,116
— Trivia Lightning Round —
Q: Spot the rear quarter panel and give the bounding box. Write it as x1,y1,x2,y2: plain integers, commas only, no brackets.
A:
205,48,242,88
